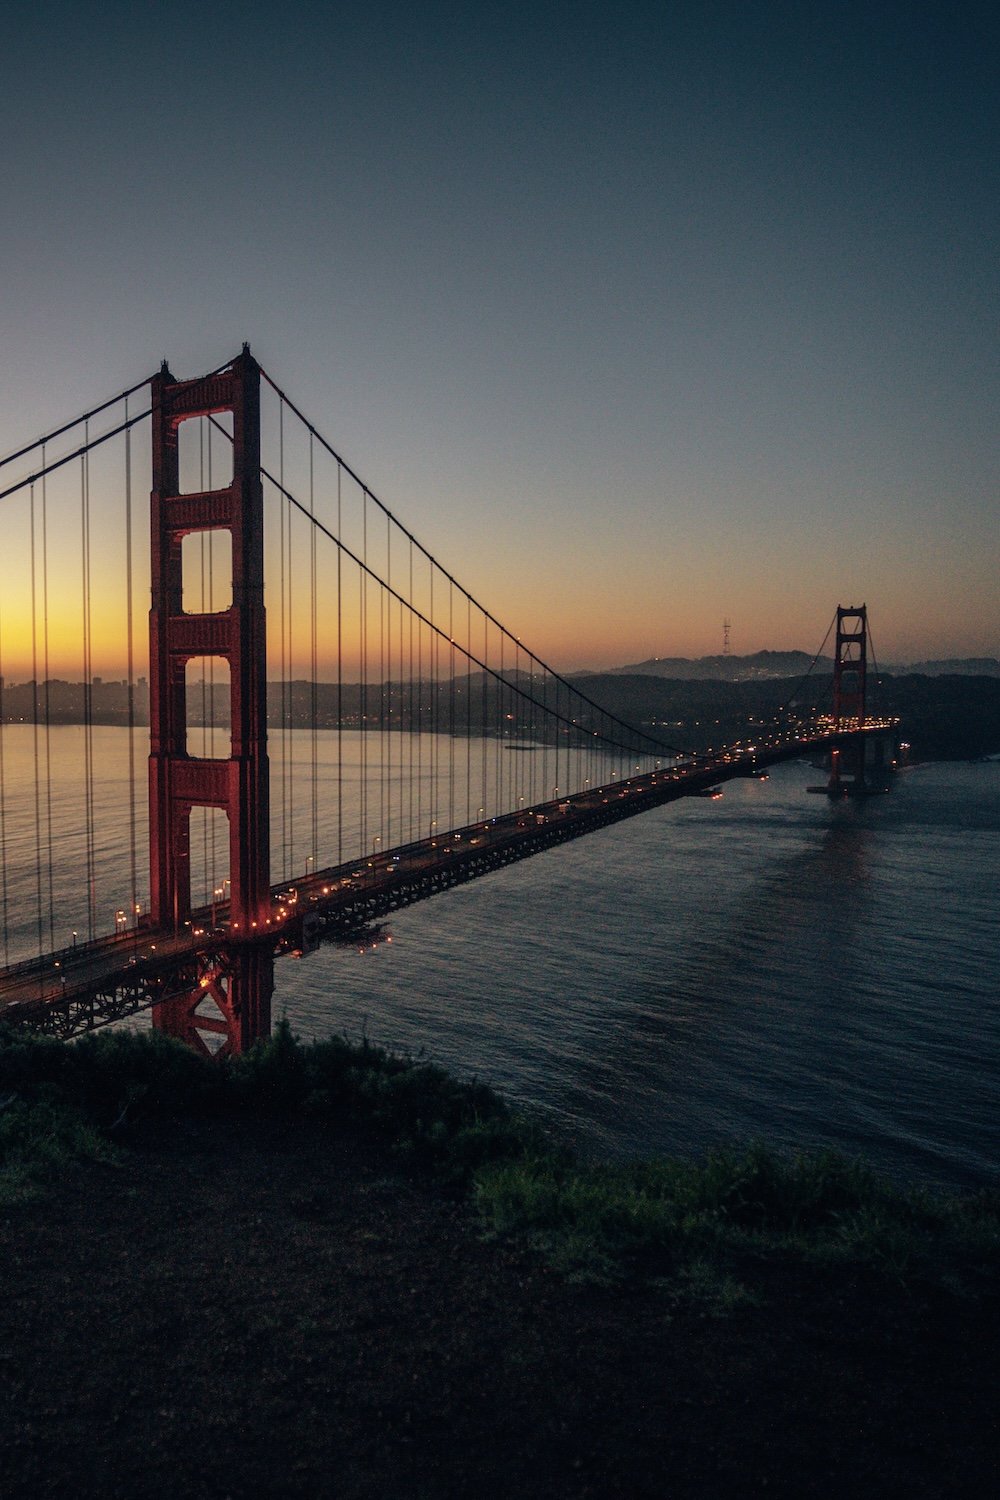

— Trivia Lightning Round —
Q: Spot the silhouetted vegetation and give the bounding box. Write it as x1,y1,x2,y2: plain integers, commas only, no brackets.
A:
2,1023,997,1307
574,671,1000,760
4,670,998,759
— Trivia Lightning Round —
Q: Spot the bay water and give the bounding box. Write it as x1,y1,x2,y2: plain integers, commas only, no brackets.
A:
1,725,996,1189
278,757,999,1191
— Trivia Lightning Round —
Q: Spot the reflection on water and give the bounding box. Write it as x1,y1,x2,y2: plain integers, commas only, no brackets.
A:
276,760,1000,1190
1,723,997,1189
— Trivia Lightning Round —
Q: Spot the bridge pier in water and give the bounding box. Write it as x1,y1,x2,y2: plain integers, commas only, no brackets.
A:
148,349,273,1056
825,604,894,796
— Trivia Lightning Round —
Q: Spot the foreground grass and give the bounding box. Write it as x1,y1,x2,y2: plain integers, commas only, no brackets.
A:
2,1022,997,1300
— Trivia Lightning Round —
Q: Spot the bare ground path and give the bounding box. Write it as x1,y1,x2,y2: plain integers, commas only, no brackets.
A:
1,1114,997,1499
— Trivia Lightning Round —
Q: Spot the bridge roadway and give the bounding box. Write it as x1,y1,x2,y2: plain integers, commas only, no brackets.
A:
0,722,895,1039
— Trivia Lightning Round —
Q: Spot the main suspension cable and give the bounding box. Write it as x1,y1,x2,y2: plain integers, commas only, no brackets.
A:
778,611,837,720
0,375,152,473
255,371,681,758
0,410,152,504
261,466,664,763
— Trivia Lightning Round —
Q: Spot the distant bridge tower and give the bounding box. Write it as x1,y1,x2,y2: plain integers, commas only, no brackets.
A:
723,618,731,657
827,604,868,794
147,348,273,1055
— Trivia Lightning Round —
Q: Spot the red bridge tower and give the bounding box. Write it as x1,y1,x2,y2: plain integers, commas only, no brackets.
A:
828,604,868,794
148,348,272,1054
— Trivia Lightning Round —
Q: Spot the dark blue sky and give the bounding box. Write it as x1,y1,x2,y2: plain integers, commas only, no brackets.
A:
2,1,996,665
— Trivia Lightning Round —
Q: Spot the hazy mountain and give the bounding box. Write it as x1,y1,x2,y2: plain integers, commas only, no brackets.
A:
596,651,1000,682
891,658,1000,678
596,651,832,682
572,671,1000,761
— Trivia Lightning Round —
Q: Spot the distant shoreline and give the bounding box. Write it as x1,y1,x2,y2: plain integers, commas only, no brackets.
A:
1,667,997,760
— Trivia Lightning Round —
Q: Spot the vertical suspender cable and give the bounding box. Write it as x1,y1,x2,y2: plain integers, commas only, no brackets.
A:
449,582,455,833
481,612,488,816
511,640,518,808
552,676,558,797
287,466,294,874
544,661,551,807
497,629,504,814
41,453,55,948
416,543,422,842
310,434,318,874
199,425,208,900
0,574,7,965
466,595,472,826
279,402,287,879
336,462,343,866
409,538,416,844
125,407,138,931
361,488,368,860
82,432,96,939
425,567,434,840
379,527,386,853
528,654,536,806
399,589,405,845
30,484,43,958
384,516,390,852
207,423,216,900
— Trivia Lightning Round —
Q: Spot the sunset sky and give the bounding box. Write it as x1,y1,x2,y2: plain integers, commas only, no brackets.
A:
1,1,997,675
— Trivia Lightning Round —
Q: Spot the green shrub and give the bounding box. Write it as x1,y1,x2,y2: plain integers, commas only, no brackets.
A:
0,1092,115,1202
474,1143,1000,1290
2,1023,997,1300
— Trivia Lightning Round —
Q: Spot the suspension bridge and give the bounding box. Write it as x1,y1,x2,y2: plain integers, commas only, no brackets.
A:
0,349,897,1054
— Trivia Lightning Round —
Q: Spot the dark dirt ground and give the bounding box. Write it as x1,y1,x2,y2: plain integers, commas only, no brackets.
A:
1,1113,997,1499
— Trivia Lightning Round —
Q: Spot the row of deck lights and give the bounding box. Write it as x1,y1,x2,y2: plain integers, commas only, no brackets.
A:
68,720,896,953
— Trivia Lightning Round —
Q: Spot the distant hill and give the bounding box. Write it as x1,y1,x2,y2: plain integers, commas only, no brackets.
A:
572,670,1000,761
892,658,1000,678
596,651,1000,683
598,651,832,682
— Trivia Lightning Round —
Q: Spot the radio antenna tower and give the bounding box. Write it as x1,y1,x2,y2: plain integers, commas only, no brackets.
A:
723,618,731,657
